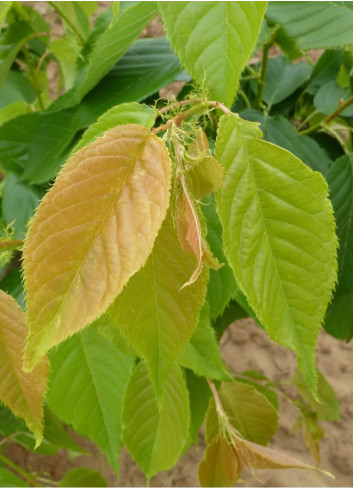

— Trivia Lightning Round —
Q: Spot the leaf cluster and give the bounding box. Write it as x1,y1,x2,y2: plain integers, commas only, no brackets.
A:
0,2,350,487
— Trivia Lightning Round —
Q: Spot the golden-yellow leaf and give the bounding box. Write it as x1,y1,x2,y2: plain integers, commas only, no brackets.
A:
0,290,48,444
24,124,171,370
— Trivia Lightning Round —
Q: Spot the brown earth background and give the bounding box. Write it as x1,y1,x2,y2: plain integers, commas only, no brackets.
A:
4,3,353,487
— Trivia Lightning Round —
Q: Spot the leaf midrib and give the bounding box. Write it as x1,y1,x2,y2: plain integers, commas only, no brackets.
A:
244,144,303,355
34,133,151,359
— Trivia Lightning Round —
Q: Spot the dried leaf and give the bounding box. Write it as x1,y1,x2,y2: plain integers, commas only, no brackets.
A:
235,437,333,478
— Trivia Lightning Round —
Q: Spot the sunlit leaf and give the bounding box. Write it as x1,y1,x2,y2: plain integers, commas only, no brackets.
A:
110,213,208,396
74,102,156,152
179,303,230,381
123,362,189,479
0,289,47,445
159,2,267,106
47,327,134,473
216,113,338,393
24,124,171,370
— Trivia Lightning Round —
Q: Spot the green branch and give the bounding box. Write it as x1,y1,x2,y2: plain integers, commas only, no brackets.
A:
298,94,353,136
254,42,270,109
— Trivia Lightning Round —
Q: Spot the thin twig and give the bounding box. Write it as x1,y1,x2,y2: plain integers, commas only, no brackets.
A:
298,94,353,135
0,240,24,251
254,42,270,109
153,99,231,134
0,453,40,487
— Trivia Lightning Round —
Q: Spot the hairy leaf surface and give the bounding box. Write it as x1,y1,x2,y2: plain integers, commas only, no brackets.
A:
110,213,208,396
0,290,47,444
198,436,239,487
24,124,171,369
216,114,337,392
159,1,267,106
123,362,189,479
46,328,134,473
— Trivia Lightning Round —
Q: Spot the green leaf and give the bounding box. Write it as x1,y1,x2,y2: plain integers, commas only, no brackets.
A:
185,371,211,447
0,2,12,28
0,269,25,309
325,290,353,341
46,328,134,473
261,56,312,107
48,38,78,90
215,113,338,393
23,125,171,369
0,71,35,108
2,173,43,239
49,2,159,112
0,468,28,487
205,380,278,445
198,436,239,487
314,81,353,117
122,362,189,479
159,1,267,106
325,155,353,340
74,102,156,152
240,109,332,173
93,311,136,357
59,468,108,488
0,100,31,126
232,376,279,410
326,155,353,292
202,195,237,320
76,37,182,129
307,49,344,95
213,300,249,339
43,407,85,454
110,213,208,397
0,404,84,455
292,369,340,422
179,303,230,381
52,2,90,43
267,2,353,54
0,21,35,85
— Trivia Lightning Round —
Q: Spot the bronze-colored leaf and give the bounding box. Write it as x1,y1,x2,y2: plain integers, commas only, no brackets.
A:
0,290,48,444
199,436,239,487
24,124,171,370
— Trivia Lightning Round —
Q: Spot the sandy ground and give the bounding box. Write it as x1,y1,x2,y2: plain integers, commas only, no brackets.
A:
5,318,353,487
